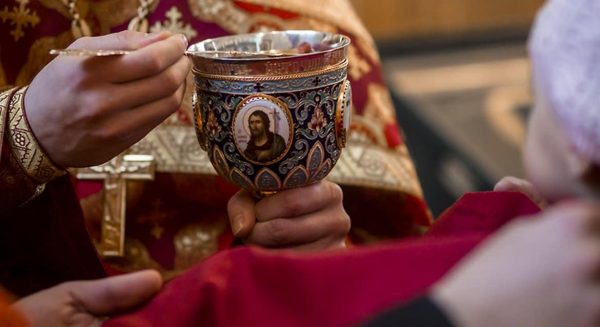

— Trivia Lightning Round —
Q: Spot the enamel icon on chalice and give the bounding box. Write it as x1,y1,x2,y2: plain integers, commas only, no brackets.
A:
188,30,351,197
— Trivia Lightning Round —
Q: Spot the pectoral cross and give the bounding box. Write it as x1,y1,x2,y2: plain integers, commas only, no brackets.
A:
76,154,155,257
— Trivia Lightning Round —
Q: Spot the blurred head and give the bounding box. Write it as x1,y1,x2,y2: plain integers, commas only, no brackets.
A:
525,0,600,202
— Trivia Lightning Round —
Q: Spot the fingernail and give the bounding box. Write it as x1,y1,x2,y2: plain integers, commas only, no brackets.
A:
179,34,188,48
232,215,245,236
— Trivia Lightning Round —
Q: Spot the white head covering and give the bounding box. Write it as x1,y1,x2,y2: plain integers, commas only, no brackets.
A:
529,0,600,164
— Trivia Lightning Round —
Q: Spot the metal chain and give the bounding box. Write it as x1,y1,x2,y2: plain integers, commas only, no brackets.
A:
61,0,91,38
137,0,154,19
128,0,156,33
61,0,156,38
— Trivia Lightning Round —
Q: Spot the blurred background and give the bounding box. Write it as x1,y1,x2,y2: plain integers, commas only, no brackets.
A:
349,0,546,215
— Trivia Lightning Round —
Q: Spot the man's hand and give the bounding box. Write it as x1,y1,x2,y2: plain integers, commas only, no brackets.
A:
13,270,162,327
227,181,351,250
25,30,191,168
432,201,600,327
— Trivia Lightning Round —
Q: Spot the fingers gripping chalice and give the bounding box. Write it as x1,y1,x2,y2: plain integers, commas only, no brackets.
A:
189,31,352,197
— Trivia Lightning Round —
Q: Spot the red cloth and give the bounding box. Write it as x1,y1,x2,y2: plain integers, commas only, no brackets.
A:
105,192,540,327
428,191,542,237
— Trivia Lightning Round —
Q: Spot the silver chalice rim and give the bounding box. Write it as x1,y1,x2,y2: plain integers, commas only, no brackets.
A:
187,30,351,62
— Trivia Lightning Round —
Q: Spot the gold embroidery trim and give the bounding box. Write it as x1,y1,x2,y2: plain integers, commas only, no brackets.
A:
0,87,19,148
0,87,37,210
7,86,66,184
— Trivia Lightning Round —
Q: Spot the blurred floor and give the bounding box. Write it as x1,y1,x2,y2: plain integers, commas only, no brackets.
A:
383,43,532,216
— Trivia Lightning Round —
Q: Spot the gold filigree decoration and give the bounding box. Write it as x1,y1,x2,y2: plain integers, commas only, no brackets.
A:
150,6,197,40
363,83,397,126
348,44,371,81
0,0,40,42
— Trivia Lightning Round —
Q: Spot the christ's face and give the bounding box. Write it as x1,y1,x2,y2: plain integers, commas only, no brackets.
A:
249,114,266,138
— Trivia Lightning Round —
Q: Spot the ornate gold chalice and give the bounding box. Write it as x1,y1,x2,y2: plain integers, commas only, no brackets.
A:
188,30,352,197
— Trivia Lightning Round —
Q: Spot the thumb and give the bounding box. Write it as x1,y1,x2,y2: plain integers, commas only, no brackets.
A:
65,270,163,315
69,30,171,51
227,190,257,238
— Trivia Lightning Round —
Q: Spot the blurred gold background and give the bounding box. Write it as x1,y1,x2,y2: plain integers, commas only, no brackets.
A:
350,0,544,42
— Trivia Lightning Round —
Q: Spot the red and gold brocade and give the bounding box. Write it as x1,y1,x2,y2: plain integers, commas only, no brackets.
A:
0,0,431,277
0,86,65,210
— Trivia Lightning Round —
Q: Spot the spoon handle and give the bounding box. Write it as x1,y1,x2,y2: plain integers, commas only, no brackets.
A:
49,48,295,58
48,49,132,56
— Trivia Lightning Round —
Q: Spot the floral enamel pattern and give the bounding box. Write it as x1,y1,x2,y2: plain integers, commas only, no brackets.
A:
308,106,327,133
205,110,221,138
193,79,347,195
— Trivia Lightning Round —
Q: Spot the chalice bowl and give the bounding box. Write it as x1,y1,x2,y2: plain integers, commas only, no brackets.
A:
189,30,352,197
